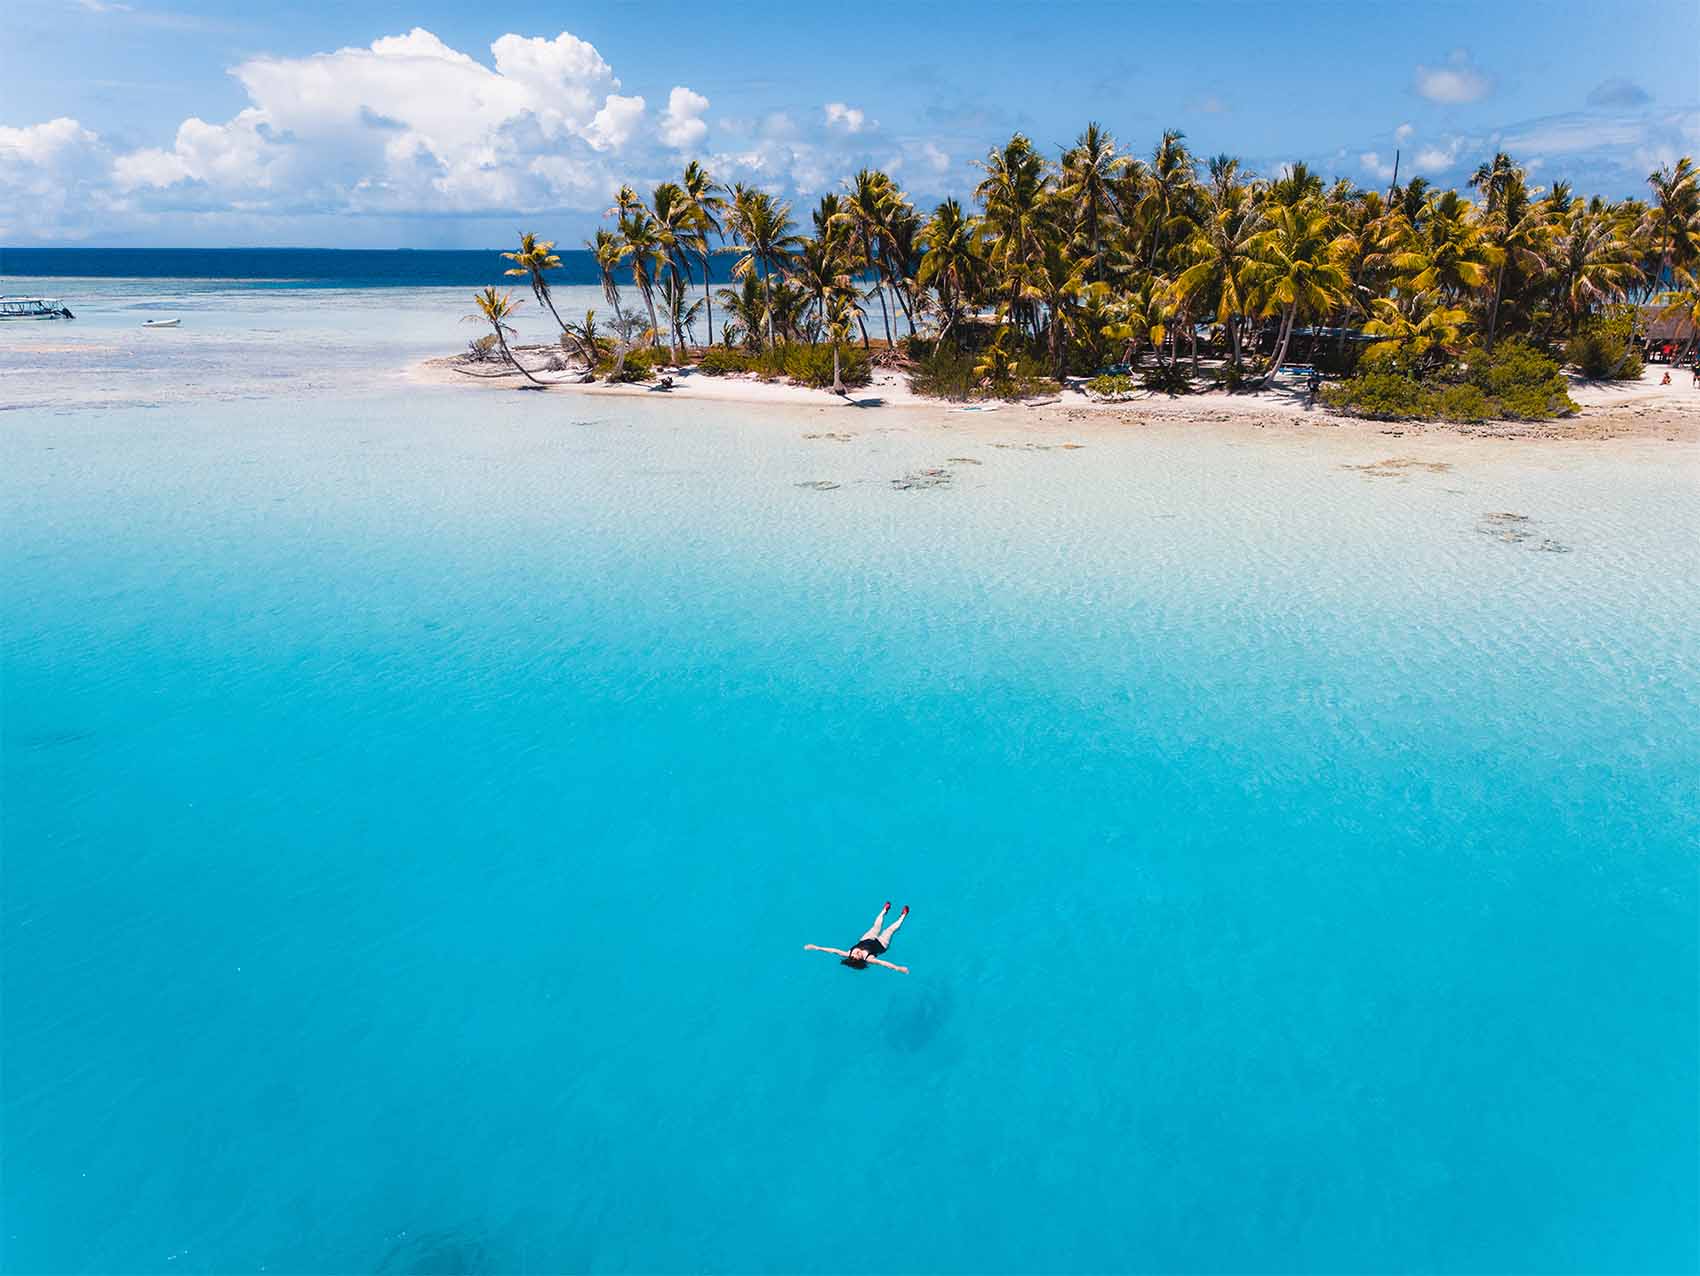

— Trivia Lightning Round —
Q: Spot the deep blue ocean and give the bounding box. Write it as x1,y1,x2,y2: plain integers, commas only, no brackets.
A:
1,247,736,290
2,277,1697,1274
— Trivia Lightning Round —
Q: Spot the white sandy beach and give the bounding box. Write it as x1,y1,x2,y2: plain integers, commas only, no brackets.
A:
411,347,1700,449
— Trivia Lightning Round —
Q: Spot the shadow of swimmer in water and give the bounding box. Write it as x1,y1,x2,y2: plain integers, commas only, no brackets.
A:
804,902,911,973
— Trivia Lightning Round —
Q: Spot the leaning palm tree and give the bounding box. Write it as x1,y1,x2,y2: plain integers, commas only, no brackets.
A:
502,232,567,332
1246,199,1351,384
588,228,627,325
463,287,545,387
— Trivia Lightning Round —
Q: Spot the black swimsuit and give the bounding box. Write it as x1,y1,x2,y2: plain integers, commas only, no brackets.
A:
841,936,886,970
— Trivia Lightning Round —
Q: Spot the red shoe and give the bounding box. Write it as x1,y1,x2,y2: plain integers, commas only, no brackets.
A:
883,901,891,911
899,905,910,916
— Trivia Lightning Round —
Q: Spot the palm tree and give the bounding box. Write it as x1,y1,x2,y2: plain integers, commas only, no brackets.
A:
502,232,567,332
1470,152,1519,217
1135,129,1197,270
727,185,799,350
1247,199,1350,383
1174,171,1266,368
1641,157,1699,297
1361,291,1471,373
560,309,609,369
681,160,727,348
837,169,905,345
463,287,545,387
1020,234,1090,382
1480,170,1551,350
615,209,666,353
1059,122,1123,281
649,182,695,362
824,291,859,396
1655,265,1700,362
1389,189,1499,301
588,228,626,325
1545,202,1641,332
916,197,981,345
659,273,704,358
975,134,1052,337
793,232,852,343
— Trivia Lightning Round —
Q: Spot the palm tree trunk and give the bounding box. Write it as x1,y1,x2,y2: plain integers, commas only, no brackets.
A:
831,342,845,396
1229,316,1243,370
857,312,870,350
638,276,661,351
495,325,546,388
699,249,715,351
875,277,894,347
760,256,776,350
539,284,568,333
1485,258,1508,352
1260,306,1297,386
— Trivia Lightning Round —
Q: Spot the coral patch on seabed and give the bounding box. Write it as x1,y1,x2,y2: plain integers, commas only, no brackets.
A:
1475,511,1570,552
796,480,841,491
891,468,954,490
1342,457,1454,479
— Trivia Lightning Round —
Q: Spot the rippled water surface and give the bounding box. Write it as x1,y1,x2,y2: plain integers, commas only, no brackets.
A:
3,284,1698,1274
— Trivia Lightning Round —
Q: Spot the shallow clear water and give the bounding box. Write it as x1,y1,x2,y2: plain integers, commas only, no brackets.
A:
3,285,1698,1274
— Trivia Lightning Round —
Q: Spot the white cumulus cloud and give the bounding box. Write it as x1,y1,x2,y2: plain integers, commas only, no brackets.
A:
824,102,866,134
1359,151,1396,180
1415,50,1493,105
102,28,660,216
0,117,113,239
659,86,710,149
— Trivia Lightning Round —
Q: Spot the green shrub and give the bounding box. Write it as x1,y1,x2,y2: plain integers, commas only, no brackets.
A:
909,344,979,400
1323,343,1579,422
1467,340,1579,418
1321,371,1432,418
595,344,667,382
1140,362,1193,395
1565,324,1643,381
775,343,871,389
694,346,753,376
1086,373,1137,399
1211,363,1250,392
1435,383,1493,421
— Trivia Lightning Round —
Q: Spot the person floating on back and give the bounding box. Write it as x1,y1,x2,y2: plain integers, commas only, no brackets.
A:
805,902,910,973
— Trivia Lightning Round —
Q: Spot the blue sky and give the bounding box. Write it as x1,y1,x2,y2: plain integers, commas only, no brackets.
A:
2,0,1695,246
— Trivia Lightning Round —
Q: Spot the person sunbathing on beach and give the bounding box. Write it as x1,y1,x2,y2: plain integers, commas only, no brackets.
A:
805,902,910,973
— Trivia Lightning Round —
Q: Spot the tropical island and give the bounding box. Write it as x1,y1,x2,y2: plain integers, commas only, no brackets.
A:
433,131,1698,432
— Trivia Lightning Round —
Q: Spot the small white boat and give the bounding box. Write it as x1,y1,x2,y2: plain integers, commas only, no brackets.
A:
142,318,181,329
0,296,74,320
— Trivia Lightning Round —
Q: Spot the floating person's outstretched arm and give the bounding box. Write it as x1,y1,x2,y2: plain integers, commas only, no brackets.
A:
803,943,909,974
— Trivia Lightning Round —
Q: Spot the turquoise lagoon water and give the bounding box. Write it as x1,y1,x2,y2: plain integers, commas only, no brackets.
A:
3,281,1698,1274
